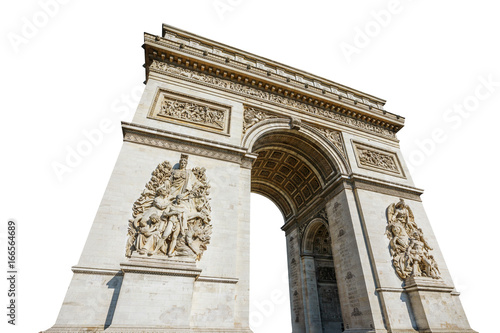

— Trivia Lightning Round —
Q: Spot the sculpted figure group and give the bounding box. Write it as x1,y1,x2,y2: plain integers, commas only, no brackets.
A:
126,154,212,260
386,199,441,280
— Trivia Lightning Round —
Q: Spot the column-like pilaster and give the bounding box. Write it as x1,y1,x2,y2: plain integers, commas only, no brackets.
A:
325,186,387,332
301,255,323,333
285,227,306,332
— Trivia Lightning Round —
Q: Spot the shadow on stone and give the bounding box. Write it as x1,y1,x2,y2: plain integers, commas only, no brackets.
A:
400,292,418,330
104,274,123,329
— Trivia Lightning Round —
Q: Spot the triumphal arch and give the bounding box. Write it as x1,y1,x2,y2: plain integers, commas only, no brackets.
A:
45,25,475,333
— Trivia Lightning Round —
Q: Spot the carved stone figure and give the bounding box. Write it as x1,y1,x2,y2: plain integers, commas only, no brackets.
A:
159,97,225,130
242,107,277,134
358,148,398,172
386,199,440,280
126,154,212,260
152,61,397,138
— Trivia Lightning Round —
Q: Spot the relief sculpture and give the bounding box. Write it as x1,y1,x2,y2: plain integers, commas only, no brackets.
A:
126,154,212,260
150,60,396,139
386,199,441,280
242,106,278,134
159,97,225,130
358,148,398,172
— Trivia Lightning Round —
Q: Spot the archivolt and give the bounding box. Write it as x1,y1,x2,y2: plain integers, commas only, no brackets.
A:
244,119,350,218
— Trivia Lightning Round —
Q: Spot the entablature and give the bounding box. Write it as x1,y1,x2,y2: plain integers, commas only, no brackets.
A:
143,24,405,139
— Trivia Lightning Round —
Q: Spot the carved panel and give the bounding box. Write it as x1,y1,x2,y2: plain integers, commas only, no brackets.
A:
353,141,405,177
126,154,212,261
148,89,231,135
150,60,396,139
386,199,441,280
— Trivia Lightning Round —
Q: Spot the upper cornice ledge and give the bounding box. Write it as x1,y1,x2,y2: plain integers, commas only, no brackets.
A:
143,24,405,133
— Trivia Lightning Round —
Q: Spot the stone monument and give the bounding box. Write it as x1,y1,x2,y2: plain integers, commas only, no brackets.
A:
44,24,476,333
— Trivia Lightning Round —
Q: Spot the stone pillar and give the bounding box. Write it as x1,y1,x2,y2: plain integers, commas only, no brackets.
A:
325,187,387,332
285,228,306,332
301,255,323,332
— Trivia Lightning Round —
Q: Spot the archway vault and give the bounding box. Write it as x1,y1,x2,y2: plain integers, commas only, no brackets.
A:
247,122,348,220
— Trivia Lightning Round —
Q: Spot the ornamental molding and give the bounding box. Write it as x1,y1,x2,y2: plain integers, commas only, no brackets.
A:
149,60,397,140
122,122,247,165
154,25,392,115
71,266,122,276
196,276,239,284
352,141,405,178
297,208,328,242
350,178,422,202
148,88,231,135
241,105,347,159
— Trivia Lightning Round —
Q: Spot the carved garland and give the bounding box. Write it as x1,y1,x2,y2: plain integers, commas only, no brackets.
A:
386,199,441,280
150,60,396,139
126,154,212,261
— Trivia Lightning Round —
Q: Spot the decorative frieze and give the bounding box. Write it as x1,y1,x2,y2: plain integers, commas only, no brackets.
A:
148,89,230,135
150,60,396,139
156,28,385,110
386,199,441,280
353,142,405,177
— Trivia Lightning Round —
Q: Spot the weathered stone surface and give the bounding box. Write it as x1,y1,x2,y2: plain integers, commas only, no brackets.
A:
44,24,475,333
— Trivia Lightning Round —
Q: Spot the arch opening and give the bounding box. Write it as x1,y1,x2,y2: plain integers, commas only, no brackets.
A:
249,126,345,332
302,220,343,332
249,194,291,332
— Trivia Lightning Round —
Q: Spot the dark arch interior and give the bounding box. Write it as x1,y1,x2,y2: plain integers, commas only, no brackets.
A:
250,130,338,220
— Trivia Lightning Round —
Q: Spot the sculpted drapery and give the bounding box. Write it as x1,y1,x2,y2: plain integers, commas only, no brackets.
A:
386,199,441,280
126,154,212,260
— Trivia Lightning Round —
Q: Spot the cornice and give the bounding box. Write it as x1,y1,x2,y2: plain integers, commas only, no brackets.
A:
148,60,398,140
160,24,388,109
121,122,251,165
71,266,122,276
143,25,405,134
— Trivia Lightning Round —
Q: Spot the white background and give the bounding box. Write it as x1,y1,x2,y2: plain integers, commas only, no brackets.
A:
1,1,499,332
